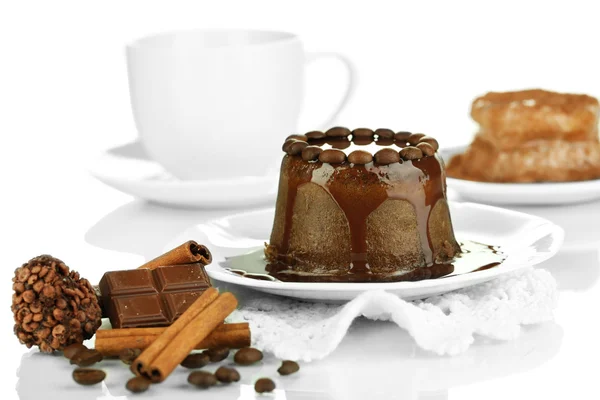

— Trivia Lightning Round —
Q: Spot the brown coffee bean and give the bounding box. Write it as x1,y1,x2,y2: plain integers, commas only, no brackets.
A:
374,128,394,139
418,136,439,150
203,347,229,362
181,352,210,369
325,126,351,137
352,128,374,137
29,301,42,313
70,349,103,367
234,347,263,365
16,268,30,283
255,378,276,393
56,298,67,309
416,142,436,156
119,348,142,365
278,360,300,375
215,366,240,383
53,308,64,321
126,376,151,393
72,368,106,386
33,280,44,293
282,139,296,152
287,140,308,156
13,282,25,294
348,150,373,165
319,149,346,164
301,145,323,161
188,371,217,388
400,146,424,161
374,148,401,164
353,138,374,147
407,133,426,145
286,134,308,142
376,138,395,146
22,290,35,304
63,343,87,360
305,130,326,140
328,138,351,149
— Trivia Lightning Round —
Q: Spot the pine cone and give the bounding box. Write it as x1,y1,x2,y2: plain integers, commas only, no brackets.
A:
12,255,102,353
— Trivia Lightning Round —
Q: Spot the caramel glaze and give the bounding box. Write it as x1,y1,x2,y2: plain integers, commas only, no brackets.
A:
276,139,447,279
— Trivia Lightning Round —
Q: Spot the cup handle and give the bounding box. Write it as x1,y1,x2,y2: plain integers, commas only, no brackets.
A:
305,51,357,129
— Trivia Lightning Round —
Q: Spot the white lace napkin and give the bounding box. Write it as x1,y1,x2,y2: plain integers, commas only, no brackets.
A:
227,268,557,361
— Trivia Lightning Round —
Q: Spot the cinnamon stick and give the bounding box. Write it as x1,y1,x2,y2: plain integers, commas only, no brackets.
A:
137,240,212,270
136,292,238,383
131,287,219,376
94,323,250,357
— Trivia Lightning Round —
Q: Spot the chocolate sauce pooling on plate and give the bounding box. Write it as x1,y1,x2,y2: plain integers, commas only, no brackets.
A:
222,240,505,283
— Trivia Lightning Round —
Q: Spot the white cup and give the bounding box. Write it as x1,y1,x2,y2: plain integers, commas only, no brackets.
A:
126,29,356,181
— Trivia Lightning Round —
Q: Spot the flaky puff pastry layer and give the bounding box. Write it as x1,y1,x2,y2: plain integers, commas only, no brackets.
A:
472,89,599,150
447,135,600,183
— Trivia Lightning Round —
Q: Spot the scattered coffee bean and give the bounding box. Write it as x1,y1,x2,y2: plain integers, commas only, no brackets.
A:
188,371,217,388
126,376,151,393
418,136,439,150
119,348,142,365
416,142,436,156
287,140,308,156
255,378,276,393
374,128,394,139
407,133,426,145
400,146,424,161
234,347,263,365
203,347,230,362
286,134,308,142
215,366,240,383
301,145,323,162
72,368,105,386
319,149,346,164
374,148,401,165
325,126,351,137
352,128,374,137
70,349,103,367
63,343,87,360
394,131,412,142
277,360,300,376
305,130,326,140
348,150,373,165
181,352,210,369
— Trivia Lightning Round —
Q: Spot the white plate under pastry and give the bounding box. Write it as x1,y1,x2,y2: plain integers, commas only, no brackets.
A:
165,202,564,302
441,146,600,206
88,141,278,208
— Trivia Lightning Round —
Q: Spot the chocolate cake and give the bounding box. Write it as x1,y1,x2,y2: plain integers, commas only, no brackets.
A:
265,127,462,282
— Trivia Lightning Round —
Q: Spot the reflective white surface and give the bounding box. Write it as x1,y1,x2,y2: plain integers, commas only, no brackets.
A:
3,181,600,399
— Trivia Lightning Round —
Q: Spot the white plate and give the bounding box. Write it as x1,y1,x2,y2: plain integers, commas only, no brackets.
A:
441,146,600,206
88,141,279,208
165,202,564,302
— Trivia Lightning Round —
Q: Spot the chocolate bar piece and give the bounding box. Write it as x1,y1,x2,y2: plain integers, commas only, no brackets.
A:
98,264,211,329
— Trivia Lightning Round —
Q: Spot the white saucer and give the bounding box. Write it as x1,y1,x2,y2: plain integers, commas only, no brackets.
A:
440,146,600,206
165,202,564,302
89,141,278,208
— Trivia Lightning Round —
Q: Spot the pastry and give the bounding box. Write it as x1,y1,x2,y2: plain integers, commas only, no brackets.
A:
265,128,462,282
448,89,600,183
472,89,599,150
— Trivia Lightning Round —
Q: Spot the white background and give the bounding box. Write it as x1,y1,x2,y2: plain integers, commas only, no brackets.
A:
2,1,600,399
